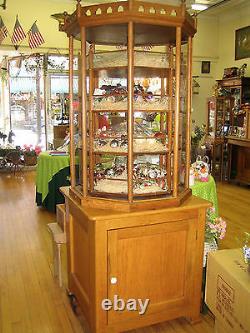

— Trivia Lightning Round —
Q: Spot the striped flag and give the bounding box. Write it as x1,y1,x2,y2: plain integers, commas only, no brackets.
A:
28,22,44,49
0,16,8,44
11,16,26,45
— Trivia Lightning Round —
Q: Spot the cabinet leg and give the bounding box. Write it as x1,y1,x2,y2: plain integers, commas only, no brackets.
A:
67,291,78,313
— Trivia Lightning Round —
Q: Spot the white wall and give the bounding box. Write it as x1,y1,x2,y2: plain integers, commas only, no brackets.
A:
216,1,250,78
1,0,76,53
191,0,250,126
192,15,219,126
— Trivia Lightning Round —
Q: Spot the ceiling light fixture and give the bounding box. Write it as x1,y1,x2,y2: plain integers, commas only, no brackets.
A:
191,3,208,11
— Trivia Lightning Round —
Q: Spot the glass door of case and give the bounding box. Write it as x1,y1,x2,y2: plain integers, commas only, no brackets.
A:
207,97,234,139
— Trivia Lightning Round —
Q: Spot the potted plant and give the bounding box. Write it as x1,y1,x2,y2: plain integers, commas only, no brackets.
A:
203,207,227,267
22,144,42,166
191,123,206,162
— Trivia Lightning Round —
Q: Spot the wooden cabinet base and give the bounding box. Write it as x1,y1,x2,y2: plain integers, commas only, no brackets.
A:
227,137,250,185
62,189,210,333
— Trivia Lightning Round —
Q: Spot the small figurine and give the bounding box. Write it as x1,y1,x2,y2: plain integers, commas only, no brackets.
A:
199,163,209,182
120,139,128,148
238,63,247,77
97,139,108,147
8,130,15,144
110,139,119,148
0,131,7,144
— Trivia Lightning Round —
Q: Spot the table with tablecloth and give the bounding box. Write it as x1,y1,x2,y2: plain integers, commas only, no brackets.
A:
191,175,218,216
36,152,70,212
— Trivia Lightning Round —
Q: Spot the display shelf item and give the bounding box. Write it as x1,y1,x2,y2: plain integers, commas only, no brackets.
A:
93,95,170,111
93,154,168,193
90,50,170,69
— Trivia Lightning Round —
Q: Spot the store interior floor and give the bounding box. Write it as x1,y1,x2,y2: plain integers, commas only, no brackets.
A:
0,171,249,333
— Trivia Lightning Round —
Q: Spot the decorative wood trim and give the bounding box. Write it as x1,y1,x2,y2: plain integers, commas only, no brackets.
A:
185,36,193,187
128,21,134,203
173,27,181,197
89,45,95,192
69,36,76,188
167,45,174,192
80,27,88,197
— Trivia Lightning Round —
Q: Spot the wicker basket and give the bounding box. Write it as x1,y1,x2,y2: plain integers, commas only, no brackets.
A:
24,154,37,166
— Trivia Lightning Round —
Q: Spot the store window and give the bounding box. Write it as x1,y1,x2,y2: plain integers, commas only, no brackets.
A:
8,54,78,149
9,56,45,148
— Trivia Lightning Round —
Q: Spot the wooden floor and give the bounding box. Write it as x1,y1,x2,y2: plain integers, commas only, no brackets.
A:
0,171,249,333
217,182,250,249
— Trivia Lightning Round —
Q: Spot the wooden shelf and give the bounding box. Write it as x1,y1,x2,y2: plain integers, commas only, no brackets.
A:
92,109,170,113
93,150,169,155
91,66,171,78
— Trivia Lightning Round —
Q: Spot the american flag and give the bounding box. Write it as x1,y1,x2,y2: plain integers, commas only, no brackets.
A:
0,16,8,44
28,22,44,49
11,16,26,45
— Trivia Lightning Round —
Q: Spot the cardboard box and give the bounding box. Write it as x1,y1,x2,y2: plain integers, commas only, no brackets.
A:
205,249,250,333
53,138,64,149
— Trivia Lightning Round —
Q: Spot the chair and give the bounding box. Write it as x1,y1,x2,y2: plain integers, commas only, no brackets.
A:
5,150,24,175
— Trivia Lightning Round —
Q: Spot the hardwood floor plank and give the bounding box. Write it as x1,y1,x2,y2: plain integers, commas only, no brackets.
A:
217,182,250,249
1,172,248,333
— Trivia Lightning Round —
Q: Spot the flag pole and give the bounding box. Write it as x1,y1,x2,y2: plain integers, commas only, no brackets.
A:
27,20,37,35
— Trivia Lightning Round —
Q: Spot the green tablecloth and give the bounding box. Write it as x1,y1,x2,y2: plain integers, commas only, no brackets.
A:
36,152,70,212
191,175,218,216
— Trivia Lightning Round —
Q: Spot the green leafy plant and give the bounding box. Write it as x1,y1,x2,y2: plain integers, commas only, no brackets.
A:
191,123,206,146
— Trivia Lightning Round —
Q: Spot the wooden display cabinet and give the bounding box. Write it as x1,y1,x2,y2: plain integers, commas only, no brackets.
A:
62,187,210,333
227,105,250,184
61,0,196,210
216,77,250,107
207,97,234,180
207,96,234,139
215,79,250,183
58,1,211,332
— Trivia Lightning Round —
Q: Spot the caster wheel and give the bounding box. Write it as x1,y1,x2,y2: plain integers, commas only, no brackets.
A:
67,292,78,313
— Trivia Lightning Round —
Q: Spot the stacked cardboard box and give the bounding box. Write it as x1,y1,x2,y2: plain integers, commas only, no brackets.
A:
205,249,250,333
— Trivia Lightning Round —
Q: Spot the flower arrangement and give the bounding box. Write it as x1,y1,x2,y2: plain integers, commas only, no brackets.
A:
22,144,42,165
205,207,227,243
22,144,42,157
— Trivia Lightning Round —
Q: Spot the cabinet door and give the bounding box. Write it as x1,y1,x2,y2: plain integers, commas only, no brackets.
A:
107,218,197,324
237,147,250,183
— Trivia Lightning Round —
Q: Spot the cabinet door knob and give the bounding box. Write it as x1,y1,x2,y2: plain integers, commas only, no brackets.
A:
110,277,117,284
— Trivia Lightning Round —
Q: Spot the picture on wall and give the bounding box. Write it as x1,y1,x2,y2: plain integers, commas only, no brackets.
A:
201,61,210,74
235,26,250,60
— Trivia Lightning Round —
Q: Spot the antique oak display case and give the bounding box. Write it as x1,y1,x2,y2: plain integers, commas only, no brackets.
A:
62,0,196,211
60,1,210,332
